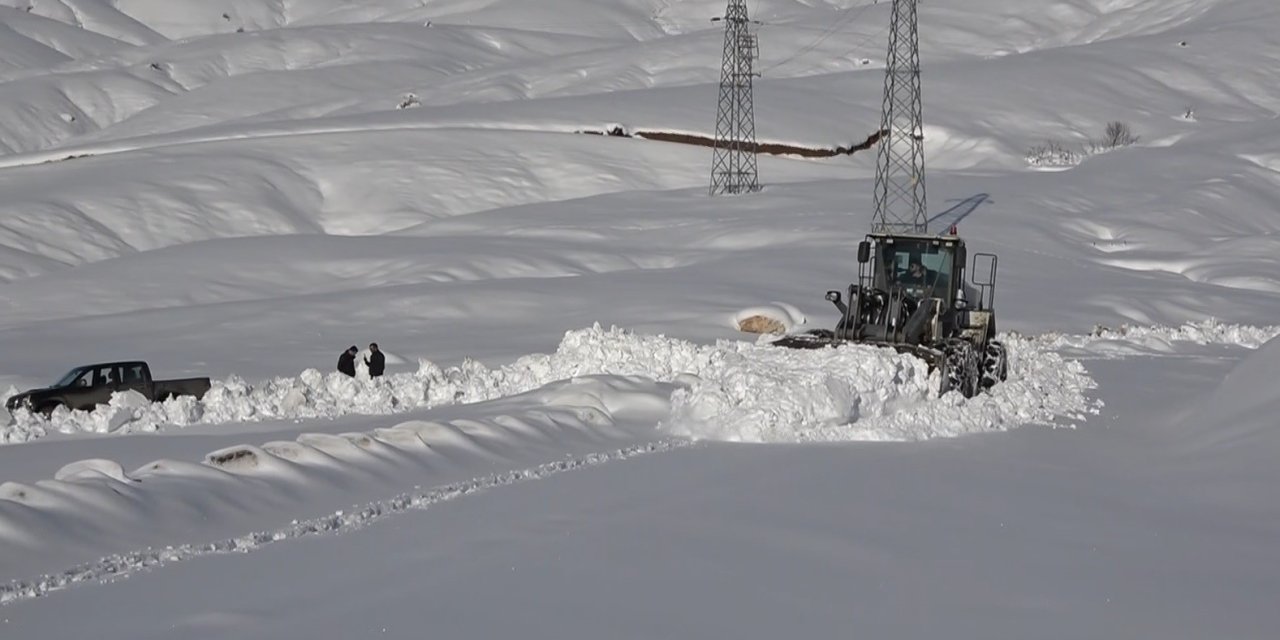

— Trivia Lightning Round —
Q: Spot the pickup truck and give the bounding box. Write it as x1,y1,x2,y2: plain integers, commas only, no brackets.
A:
4,361,211,417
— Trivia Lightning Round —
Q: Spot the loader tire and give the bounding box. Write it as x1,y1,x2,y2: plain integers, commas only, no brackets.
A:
940,340,980,398
981,341,1009,390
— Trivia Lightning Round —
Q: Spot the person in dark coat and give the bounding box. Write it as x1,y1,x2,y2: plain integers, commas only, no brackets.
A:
337,346,358,377
365,342,386,377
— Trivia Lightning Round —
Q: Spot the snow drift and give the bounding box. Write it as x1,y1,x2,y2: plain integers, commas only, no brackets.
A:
1170,333,1280,458
0,373,688,588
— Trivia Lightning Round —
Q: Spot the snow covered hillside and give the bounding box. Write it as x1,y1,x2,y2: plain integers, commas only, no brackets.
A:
0,0,1278,381
1,1,1278,638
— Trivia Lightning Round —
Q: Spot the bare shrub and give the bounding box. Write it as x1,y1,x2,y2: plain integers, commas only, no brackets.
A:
1089,121,1139,153
397,93,421,110
1025,139,1083,168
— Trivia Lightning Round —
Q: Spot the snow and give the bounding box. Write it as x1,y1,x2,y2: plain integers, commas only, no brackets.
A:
1,0,1279,637
9,319,1265,445
1167,334,1280,466
0,322,1100,444
6,347,1280,639
1,437,687,605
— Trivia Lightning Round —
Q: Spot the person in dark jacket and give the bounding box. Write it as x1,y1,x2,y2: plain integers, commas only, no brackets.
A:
365,342,386,377
337,346,358,377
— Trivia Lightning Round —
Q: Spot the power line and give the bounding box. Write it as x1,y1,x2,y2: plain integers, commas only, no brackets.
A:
758,2,879,73
826,21,892,66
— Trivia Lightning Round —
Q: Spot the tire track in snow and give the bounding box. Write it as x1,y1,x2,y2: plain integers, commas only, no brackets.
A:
0,437,690,606
0,114,649,172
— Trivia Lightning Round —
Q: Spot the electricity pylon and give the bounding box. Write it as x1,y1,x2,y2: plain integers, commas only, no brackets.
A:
871,0,928,233
709,0,761,196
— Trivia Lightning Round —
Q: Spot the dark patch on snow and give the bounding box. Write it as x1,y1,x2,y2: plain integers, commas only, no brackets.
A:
577,127,885,158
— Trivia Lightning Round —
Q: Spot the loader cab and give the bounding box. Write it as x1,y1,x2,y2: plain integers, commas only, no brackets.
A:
860,233,965,309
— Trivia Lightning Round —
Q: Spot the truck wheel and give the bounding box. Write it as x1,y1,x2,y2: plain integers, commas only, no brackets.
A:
35,402,61,418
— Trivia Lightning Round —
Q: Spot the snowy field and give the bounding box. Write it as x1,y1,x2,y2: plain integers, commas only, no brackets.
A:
1,0,1279,637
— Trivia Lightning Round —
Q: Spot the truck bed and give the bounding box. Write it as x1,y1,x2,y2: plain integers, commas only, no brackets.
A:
152,377,212,401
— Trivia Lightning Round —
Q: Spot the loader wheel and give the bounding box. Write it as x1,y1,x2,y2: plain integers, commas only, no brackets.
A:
940,340,980,398
981,341,1009,390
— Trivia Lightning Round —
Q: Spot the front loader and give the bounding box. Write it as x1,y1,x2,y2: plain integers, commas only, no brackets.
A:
775,229,1007,397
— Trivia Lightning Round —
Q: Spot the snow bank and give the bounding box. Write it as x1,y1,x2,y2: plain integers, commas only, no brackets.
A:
3,321,1268,446
0,323,1106,445
1036,319,1280,357
1170,333,1280,457
0,325,725,444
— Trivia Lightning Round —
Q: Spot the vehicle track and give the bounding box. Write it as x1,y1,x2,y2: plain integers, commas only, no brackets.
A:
0,437,690,606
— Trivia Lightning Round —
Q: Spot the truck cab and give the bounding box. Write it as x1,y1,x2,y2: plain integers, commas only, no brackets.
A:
50,362,156,406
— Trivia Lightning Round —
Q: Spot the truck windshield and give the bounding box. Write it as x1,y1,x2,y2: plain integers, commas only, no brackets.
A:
53,366,91,387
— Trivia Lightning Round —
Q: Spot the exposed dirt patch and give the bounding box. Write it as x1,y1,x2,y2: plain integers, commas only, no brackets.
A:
737,315,788,335
206,447,259,469
580,126,883,158
41,153,92,164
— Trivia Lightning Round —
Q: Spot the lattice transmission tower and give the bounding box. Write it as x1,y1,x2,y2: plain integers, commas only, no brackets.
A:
709,0,761,196
871,0,928,233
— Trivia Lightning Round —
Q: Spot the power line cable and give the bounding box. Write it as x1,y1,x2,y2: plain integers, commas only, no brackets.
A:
758,2,879,74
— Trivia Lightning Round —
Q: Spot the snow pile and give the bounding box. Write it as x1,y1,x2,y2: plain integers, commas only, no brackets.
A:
666,333,1100,442
840,336,1099,442
663,342,932,442
1085,320,1280,349
4,321,1276,446
0,325,765,443
1036,319,1280,357
2,324,1109,445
